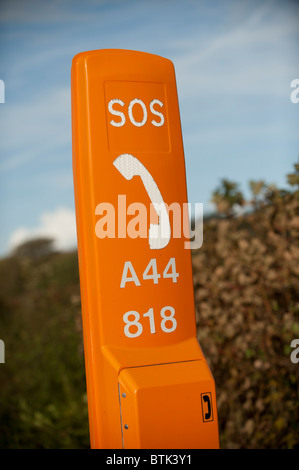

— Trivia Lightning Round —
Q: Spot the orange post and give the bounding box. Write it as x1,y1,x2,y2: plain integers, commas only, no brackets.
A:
71,49,219,449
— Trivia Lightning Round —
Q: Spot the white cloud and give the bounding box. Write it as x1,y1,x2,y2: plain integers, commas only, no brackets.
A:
9,206,77,252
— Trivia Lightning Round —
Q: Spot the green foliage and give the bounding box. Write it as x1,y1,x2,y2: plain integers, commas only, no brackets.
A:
13,237,55,260
0,251,89,448
287,161,299,188
248,179,268,210
211,178,245,217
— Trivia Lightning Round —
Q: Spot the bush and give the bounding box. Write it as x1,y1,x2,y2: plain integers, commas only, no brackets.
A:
193,187,299,448
0,166,298,448
0,251,89,448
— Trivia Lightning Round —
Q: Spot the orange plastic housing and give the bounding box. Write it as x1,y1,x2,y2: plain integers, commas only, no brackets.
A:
71,49,219,449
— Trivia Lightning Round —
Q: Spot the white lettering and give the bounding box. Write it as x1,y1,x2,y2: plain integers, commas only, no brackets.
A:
128,98,147,127
120,258,179,288
150,99,164,126
290,339,299,364
108,98,165,127
0,79,5,104
106,455,140,467
123,306,177,338
127,202,147,239
95,203,115,238
0,339,4,363
290,79,299,104
108,99,126,126
120,261,141,288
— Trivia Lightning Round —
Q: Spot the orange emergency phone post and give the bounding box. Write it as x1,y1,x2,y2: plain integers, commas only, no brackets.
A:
71,49,219,449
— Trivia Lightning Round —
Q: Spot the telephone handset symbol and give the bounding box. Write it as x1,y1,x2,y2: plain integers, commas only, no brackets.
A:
202,393,213,422
113,153,171,249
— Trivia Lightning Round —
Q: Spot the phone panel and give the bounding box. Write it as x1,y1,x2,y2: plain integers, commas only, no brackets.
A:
72,49,219,448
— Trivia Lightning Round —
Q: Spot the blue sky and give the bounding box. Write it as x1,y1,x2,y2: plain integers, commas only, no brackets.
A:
0,0,298,256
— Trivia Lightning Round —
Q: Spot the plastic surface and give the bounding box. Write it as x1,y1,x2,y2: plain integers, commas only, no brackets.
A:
119,360,219,449
71,49,219,449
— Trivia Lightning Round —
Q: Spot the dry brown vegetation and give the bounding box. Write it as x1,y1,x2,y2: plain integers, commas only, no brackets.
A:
193,185,299,448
